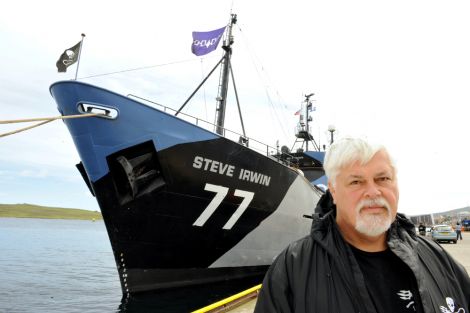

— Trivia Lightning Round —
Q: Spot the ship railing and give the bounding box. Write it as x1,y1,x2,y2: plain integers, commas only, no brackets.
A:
128,94,299,167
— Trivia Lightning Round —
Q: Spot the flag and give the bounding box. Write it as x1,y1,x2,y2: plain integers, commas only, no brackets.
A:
294,110,300,115
191,26,226,56
56,41,81,72
307,102,316,112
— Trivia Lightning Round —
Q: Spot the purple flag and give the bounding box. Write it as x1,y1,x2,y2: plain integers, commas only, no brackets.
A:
191,26,226,56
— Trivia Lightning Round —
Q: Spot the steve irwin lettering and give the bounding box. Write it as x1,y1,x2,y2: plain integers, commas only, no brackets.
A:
192,156,271,187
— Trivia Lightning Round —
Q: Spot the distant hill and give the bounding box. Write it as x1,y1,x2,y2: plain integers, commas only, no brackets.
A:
0,203,102,220
434,206,470,217
410,206,470,217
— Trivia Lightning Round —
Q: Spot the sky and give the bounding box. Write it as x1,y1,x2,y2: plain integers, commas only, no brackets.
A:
1,0,470,216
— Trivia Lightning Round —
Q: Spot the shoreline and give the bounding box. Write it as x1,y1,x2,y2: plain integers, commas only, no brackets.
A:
0,203,102,220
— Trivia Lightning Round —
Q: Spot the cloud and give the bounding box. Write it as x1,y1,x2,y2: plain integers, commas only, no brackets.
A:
19,168,49,178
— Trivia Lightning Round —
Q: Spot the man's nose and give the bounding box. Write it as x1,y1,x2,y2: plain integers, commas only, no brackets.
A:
364,182,381,198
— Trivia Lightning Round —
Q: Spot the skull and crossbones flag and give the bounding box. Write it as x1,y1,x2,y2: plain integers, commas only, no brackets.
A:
56,41,82,73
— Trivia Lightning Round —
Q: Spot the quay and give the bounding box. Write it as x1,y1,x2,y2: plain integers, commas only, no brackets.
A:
194,236,470,313
439,236,470,272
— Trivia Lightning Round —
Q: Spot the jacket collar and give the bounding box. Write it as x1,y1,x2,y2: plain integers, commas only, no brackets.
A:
312,190,418,245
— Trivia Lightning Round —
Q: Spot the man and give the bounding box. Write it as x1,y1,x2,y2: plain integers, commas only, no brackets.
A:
418,222,426,236
456,222,463,241
254,137,470,313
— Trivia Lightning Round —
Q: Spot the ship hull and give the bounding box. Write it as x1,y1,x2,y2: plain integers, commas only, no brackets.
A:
50,81,324,296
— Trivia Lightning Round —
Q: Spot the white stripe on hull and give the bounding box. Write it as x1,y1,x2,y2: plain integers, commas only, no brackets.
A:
210,175,321,267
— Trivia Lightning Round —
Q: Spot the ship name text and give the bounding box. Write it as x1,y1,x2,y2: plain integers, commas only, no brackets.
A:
192,156,271,187
238,169,271,187
192,156,235,177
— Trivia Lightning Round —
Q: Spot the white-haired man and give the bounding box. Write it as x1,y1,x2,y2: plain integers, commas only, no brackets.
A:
255,137,470,313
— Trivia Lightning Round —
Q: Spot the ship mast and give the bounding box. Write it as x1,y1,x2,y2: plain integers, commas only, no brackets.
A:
215,14,237,136
292,93,320,152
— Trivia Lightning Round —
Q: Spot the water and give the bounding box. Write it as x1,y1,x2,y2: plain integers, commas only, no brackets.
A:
1,218,121,313
0,218,262,313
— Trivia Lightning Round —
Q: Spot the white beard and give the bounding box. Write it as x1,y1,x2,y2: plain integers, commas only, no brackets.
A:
355,197,393,237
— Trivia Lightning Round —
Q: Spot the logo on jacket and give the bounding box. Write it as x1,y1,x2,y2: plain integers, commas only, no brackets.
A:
440,297,465,313
397,290,416,311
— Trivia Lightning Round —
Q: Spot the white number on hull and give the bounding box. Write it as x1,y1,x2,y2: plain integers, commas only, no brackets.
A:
193,183,255,230
193,184,229,227
223,189,254,229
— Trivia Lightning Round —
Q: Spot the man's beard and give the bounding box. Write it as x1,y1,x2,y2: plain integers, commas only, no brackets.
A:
355,197,393,237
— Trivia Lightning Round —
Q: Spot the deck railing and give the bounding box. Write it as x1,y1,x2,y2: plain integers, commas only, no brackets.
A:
127,94,299,167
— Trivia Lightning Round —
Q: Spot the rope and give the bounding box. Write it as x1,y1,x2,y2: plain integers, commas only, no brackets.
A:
0,113,103,138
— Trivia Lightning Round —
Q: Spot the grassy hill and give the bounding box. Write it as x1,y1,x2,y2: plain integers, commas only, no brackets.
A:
0,203,102,220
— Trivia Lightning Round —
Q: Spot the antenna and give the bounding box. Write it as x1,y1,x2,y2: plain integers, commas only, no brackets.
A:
304,93,315,151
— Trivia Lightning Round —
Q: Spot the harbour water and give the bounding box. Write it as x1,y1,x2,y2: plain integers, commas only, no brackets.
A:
1,218,121,313
0,217,262,313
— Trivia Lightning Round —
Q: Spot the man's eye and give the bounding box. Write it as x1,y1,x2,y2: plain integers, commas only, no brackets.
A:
350,180,360,185
378,177,391,182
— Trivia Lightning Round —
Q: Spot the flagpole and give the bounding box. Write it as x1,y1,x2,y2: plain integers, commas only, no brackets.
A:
74,33,86,80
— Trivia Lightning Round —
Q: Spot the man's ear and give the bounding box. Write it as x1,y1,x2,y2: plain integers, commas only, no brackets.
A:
328,181,336,204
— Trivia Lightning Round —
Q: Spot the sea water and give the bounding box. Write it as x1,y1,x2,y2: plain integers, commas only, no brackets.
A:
0,218,261,313
0,218,121,313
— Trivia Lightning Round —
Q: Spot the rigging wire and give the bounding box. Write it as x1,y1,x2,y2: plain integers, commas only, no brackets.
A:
77,58,202,80
200,58,209,121
234,23,293,144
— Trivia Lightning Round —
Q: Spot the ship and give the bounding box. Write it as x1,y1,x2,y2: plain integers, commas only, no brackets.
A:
50,14,326,299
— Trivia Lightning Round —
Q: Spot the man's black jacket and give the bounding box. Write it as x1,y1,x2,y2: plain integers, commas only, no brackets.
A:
254,192,470,312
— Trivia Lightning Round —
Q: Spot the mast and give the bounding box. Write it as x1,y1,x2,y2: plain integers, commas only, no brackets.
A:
215,14,237,136
292,93,320,152
304,93,313,151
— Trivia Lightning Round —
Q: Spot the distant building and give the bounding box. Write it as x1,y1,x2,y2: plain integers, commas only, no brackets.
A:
409,208,470,227
409,214,434,226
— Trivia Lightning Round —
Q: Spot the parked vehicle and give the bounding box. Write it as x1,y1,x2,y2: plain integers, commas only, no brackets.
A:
462,219,470,231
431,225,458,243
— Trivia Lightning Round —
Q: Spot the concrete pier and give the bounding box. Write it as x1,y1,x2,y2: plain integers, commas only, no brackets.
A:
440,235,470,272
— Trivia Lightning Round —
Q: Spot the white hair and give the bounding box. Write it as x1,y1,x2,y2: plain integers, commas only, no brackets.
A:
324,137,396,186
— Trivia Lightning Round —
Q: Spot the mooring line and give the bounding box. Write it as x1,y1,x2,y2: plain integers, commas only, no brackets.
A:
0,113,103,138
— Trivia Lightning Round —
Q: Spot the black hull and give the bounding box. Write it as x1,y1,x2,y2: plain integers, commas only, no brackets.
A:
125,266,268,293
92,138,320,295
119,274,265,312
50,81,324,297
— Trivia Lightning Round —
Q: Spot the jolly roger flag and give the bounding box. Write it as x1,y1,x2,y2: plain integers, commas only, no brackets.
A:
56,41,81,72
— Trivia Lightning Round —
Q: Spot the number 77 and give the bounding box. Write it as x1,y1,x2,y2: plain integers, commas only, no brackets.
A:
193,183,255,230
